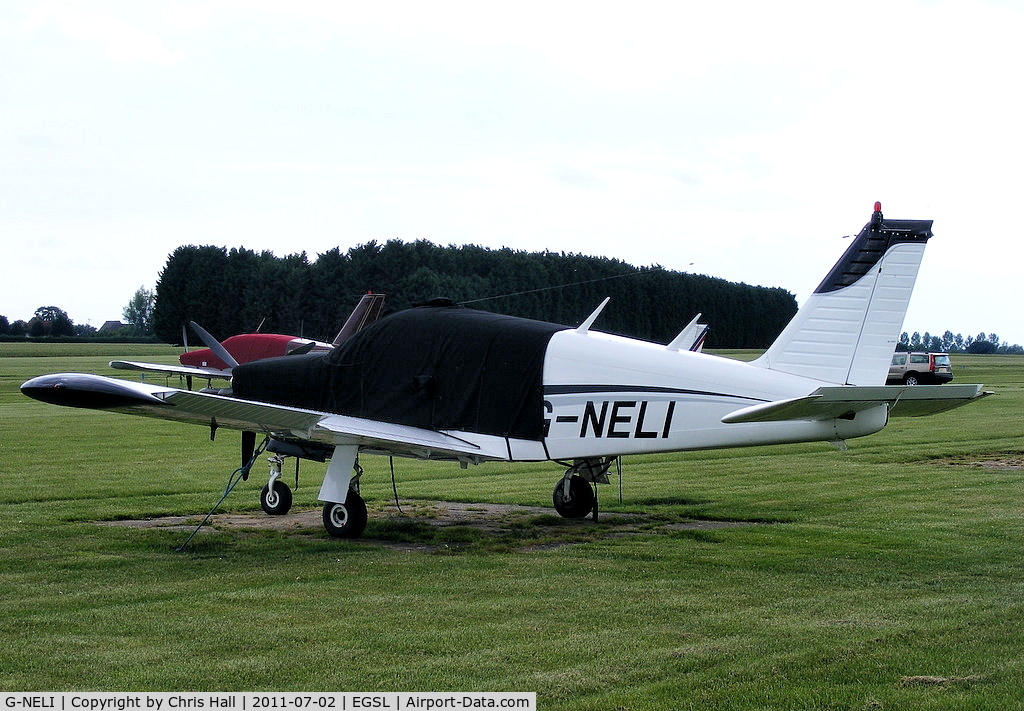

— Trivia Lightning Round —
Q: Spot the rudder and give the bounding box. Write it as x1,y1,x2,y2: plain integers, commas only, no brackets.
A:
753,203,933,385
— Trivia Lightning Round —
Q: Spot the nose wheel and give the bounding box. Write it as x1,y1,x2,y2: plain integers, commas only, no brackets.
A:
260,454,293,515
260,480,293,515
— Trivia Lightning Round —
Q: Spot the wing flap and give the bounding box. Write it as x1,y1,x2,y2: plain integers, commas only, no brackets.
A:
315,414,509,460
722,384,991,424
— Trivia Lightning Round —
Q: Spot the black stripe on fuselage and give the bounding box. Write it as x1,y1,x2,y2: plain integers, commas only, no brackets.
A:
544,384,767,403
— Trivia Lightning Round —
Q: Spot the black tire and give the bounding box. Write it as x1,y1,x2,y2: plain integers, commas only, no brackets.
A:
903,374,920,386
552,476,595,519
260,480,292,515
322,493,368,538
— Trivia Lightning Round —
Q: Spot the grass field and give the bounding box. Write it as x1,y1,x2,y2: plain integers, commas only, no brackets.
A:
1,344,1022,709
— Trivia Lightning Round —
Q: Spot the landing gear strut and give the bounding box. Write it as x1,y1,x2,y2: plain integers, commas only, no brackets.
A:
553,458,614,520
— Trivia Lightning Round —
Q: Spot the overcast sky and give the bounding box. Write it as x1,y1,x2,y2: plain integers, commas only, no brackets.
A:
3,0,1022,345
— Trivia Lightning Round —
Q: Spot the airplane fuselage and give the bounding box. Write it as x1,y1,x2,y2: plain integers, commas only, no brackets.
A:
181,333,332,370
221,305,892,465
540,329,889,460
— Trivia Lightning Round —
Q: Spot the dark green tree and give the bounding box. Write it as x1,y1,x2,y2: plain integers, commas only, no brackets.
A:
31,306,75,337
152,241,800,348
152,246,231,344
123,286,156,336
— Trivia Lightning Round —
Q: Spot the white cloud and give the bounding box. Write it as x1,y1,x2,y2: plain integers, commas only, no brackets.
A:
18,0,187,64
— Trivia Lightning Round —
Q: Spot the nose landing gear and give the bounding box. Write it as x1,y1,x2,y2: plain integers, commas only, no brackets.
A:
259,454,294,515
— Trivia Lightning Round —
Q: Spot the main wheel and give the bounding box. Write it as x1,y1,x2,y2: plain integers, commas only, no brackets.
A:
260,480,292,515
322,492,368,538
903,374,920,386
552,476,595,519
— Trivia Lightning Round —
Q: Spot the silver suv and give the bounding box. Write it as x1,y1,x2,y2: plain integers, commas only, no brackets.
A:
887,352,954,385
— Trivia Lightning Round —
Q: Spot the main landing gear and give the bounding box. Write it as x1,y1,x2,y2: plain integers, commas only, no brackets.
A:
553,458,614,521
255,449,611,538
321,460,367,538
322,492,368,539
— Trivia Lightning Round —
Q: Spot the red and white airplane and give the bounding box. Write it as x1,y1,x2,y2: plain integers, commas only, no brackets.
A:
110,292,386,383
22,205,990,538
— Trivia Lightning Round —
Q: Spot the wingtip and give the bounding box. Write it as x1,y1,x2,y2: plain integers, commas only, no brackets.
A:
21,373,168,409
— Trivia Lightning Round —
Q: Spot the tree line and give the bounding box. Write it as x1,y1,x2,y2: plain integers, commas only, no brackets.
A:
4,239,1021,353
0,296,154,340
898,330,1023,355
148,240,797,348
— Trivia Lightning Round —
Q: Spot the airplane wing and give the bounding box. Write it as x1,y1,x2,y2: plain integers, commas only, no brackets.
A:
109,360,233,380
20,373,509,463
720,384,992,424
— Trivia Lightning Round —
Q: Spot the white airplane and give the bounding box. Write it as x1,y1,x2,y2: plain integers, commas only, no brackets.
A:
22,204,990,538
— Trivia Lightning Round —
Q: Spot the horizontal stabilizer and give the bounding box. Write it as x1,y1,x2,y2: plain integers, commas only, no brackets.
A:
721,384,991,424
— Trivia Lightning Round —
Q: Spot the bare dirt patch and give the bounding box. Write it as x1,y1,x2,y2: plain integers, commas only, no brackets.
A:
899,674,987,687
98,500,761,551
941,453,1024,470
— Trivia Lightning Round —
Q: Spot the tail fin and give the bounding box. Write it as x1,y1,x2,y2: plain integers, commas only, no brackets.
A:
667,313,709,352
753,203,933,385
332,292,387,346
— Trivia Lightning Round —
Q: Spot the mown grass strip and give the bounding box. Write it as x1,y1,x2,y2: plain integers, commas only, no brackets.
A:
1,348,1021,709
